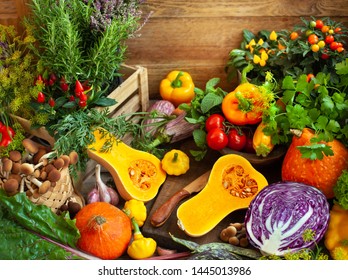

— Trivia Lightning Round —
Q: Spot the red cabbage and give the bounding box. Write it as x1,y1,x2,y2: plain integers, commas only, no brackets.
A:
244,181,330,256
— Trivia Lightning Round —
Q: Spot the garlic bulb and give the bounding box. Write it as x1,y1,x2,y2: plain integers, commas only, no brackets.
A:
87,164,119,206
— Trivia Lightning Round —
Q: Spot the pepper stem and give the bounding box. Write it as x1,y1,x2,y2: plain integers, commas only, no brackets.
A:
171,71,184,88
235,91,252,112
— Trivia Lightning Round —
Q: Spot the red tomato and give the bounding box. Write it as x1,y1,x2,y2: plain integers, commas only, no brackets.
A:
227,129,247,151
205,114,225,132
206,128,228,150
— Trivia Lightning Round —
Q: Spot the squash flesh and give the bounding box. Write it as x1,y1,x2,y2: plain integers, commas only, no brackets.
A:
177,154,268,237
87,128,167,202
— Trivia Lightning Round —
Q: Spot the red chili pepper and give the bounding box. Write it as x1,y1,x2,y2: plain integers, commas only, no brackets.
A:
60,77,69,92
0,121,15,147
48,97,55,107
75,80,84,95
37,92,45,103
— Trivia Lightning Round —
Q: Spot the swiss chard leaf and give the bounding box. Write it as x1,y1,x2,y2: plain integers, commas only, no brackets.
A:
0,190,80,248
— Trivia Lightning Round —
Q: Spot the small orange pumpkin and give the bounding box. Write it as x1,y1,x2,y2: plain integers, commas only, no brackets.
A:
282,128,348,199
75,202,132,259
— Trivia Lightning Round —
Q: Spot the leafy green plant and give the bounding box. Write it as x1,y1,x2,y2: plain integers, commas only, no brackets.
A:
24,0,149,130
263,59,348,158
226,16,348,86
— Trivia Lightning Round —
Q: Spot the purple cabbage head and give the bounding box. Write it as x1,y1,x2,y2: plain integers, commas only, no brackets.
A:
244,181,330,256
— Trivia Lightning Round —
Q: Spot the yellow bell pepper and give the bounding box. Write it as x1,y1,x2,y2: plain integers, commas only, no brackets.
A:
127,218,157,259
161,149,190,176
159,70,195,107
324,204,348,260
252,122,274,157
123,199,147,227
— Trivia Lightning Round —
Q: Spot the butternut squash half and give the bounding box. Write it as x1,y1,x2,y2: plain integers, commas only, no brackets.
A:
87,128,167,202
176,154,268,237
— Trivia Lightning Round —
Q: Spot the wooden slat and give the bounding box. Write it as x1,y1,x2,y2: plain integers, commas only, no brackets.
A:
126,0,348,97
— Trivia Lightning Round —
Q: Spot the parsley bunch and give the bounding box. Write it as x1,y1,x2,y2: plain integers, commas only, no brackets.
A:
263,59,348,159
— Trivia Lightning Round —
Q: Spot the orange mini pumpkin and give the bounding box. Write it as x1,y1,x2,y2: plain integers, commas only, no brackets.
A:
75,202,132,260
282,128,348,199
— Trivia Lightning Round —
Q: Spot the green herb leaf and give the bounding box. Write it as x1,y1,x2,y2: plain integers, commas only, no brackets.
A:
297,144,334,160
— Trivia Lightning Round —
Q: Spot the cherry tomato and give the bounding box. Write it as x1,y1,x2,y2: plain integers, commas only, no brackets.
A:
206,128,228,150
337,46,345,53
315,19,324,29
205,114,225,132
330,41,339,50
227,129,247,151
325,35,334,44
308,34,319,45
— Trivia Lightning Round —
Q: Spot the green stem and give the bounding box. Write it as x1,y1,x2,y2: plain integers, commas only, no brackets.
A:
171,71,184,88
235,91,252,112
172,152,178,163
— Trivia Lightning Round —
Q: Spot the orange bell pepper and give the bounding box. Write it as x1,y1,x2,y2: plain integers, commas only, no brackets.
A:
159,71,195,107
221,82,267,126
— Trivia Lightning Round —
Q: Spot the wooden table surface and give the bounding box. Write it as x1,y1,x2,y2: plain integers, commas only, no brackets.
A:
141,139,284,251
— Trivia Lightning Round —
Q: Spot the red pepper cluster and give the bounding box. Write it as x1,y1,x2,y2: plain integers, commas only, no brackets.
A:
35,71,91,109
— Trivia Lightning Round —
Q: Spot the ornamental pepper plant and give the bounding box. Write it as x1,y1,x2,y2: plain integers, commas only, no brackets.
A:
226,16,348,87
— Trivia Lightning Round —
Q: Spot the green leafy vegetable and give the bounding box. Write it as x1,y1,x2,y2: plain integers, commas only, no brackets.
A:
264,60,348,159
0,190,94,260
179,78,227,160
333,170,348,210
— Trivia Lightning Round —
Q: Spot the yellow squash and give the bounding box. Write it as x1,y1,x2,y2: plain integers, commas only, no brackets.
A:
176,154,268,237
87,128,167,202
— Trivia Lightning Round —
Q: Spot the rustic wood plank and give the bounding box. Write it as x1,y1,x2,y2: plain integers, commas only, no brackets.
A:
143,0,348,18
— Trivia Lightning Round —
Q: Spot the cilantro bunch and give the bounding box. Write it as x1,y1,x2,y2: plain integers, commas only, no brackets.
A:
263,59,348,159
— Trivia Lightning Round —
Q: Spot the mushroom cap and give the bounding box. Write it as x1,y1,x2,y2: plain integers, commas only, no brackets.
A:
9,150,22,162
47,168,61,183
20,163,35,175
22,138,40,154
38,180,51,194
2,158,13,172
53,158,65,170
69,151,78,165
4,178,19,193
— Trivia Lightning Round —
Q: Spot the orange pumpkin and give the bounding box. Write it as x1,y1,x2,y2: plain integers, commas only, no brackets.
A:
282,128,348,199
75,202,132,259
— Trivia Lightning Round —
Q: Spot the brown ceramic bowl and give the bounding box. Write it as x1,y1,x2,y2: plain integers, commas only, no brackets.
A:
220,145,288,166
